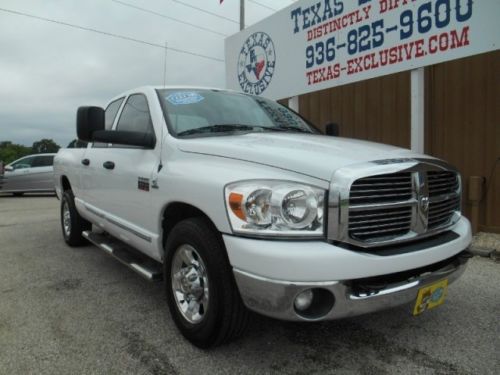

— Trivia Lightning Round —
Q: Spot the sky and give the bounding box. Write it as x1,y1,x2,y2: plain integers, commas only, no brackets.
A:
0,0,294,147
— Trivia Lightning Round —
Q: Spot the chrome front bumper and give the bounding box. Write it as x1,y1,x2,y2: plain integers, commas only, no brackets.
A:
233,251,470,321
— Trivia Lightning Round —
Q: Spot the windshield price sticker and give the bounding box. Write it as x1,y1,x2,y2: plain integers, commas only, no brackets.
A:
166,92,205,105
225,0,499,99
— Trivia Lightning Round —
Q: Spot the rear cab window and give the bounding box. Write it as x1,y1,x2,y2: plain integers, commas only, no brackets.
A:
112,94,156,148
93,97,124,148
115,94,155,135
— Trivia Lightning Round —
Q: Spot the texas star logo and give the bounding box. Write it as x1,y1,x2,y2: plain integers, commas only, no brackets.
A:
237,32,276,95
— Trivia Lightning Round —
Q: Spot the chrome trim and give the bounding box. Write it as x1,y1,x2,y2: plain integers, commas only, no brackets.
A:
328,158,461,248
233,252,468,321
107,217,152,243
348,199,417,211
349,280,420,299
84,204,106,219
84,204,152,243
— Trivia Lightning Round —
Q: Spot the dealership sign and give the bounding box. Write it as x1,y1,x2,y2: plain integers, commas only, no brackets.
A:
225,0,499,99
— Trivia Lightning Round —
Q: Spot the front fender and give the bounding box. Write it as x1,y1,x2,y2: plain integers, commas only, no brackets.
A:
154,151,329,237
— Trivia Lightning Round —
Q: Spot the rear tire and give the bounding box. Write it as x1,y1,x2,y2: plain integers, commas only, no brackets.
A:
164,217,249,348
61,190,91,246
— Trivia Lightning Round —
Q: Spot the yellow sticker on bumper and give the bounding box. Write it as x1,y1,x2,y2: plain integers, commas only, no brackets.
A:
413,279,448,316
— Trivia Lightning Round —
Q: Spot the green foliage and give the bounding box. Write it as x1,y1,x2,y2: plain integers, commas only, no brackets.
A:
0,139,61,165
31,138,60,154
0,141,32,165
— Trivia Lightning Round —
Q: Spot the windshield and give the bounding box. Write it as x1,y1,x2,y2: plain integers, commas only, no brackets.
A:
157,89,319,138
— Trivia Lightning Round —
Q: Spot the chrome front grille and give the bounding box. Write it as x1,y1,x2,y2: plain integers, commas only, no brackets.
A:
428,171,459,197
349,173,412,204
428,196,461,229
349,206,412,241
427,170,461,229
328,159,462,248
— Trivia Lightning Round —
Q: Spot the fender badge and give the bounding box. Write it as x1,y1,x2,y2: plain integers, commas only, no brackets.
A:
138,177,150,192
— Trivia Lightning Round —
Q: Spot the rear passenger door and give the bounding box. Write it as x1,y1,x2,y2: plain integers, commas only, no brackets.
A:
79,97,124,206
3,156,36,192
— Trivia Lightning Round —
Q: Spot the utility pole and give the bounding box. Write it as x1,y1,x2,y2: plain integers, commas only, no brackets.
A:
240,0,245,30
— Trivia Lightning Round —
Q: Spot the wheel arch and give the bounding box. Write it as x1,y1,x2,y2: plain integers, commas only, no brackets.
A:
61,175,72,192
161,202,222,255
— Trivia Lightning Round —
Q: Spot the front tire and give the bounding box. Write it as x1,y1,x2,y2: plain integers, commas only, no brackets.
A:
164,217,249,348
61,190,91,246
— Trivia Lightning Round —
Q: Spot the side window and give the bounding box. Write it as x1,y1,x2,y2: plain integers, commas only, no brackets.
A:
116,94,154,135
11,156,35,170
32,155,55,167
105,98,124,130
93,98,124,148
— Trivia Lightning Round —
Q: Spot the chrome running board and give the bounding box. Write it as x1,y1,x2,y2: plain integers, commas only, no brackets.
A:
82,230,162,281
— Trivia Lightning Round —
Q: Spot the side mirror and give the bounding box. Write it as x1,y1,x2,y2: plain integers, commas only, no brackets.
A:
4,166,13,172
77,106,105,142
325,123,340,137
92,130,156,149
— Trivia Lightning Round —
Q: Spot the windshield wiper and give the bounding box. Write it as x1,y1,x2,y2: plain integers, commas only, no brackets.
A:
176,124,313,137
177,124,255,137
276,125,312,133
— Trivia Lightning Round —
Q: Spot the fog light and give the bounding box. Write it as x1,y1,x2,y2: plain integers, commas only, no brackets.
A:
294,289,314,311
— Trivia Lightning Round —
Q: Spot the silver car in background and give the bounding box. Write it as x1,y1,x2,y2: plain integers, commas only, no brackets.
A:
0,153,56,196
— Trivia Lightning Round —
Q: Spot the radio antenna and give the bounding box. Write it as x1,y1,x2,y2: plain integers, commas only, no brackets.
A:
163,41,168,87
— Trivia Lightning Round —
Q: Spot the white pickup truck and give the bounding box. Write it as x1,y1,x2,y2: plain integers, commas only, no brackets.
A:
54,86,472,348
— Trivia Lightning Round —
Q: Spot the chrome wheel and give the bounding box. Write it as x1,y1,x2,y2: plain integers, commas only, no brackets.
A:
171,244,209,324
62,200,71,237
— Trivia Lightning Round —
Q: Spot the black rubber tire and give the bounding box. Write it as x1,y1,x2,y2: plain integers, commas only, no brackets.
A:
164,217,249,348
12,192,24,197
61,190,91,246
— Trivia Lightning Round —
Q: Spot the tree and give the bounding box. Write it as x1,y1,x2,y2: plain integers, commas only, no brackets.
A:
0,138,62,165
0,141,32,164
31,139,60,154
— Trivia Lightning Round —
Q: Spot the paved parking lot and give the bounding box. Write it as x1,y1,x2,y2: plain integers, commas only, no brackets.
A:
0,195,499,374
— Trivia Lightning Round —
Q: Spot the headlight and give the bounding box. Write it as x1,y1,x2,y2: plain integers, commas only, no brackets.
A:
225,180,325,238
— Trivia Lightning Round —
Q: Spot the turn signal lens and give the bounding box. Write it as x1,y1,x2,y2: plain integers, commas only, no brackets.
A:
229,192,245,221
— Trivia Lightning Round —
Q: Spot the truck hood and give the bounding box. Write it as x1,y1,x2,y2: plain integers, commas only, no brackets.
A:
177,133,425,181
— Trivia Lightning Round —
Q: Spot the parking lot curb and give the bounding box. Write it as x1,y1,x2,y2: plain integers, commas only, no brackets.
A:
469,246,495,257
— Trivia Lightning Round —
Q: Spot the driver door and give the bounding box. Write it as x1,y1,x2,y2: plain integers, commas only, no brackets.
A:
2,155,36,192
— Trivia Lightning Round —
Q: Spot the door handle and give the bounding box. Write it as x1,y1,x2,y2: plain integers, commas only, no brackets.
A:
103,161,115,170
81,159,90,166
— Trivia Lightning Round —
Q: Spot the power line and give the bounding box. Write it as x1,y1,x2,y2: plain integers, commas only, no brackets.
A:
0,7,224,62
172,0,239,24
111,0,228,37
248,0,277,12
